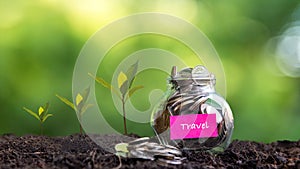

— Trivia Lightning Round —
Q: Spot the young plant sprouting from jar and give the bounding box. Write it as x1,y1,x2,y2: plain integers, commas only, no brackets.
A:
89,61,143,135
23,102,53,135
56,87,92,134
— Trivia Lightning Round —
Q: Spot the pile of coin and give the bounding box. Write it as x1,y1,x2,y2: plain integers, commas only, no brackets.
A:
115,137,185,165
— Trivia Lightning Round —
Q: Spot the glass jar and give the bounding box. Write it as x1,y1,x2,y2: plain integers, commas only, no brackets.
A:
151,65,234,152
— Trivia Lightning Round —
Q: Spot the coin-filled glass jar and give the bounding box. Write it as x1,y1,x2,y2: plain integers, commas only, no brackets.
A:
151,65,234,152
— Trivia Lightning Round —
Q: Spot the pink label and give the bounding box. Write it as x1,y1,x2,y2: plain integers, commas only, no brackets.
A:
170,114,218,140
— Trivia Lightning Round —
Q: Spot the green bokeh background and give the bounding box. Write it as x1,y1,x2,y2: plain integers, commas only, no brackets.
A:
1,0,299,142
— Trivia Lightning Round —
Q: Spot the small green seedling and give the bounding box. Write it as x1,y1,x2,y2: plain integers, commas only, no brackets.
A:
56,87,92,134
89,61,143,135
23,102,52,135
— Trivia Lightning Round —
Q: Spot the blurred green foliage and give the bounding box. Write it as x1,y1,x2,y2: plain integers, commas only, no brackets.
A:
0,0,299,142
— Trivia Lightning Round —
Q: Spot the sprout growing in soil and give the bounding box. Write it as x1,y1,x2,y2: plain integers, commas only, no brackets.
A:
23,102,52,135
89,61,143,135
56,87,92,134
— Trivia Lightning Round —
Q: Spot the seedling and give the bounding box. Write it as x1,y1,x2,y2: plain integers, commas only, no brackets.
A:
89,61,143,135
23,102,52,135
56,87,92,134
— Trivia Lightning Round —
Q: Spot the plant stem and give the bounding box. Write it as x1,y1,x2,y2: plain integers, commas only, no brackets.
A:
79,115,83,135
40,122,43,135
122,99,127,135
79,124,83,135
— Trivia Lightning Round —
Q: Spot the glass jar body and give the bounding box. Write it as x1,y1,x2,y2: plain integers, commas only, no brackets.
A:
151,84,234,152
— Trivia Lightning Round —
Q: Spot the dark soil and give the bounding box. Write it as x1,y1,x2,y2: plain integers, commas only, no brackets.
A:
0,134,299,169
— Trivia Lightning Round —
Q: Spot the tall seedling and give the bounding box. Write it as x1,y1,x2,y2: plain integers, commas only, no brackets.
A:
23,102,53,135
89,61,143,135
56,87,92,134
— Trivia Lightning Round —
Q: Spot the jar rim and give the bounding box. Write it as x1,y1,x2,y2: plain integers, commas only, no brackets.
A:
170,65,216,81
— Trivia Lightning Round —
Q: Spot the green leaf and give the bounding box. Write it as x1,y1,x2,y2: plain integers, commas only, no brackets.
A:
76,93,83,106
43,102,50,112
128,85,144,98
89,73,122,100
42,114,53,123
23,107,40,121
120,80,128,97
81,87,90,103
80,104,93,116
38,107,44,116
39,102,49,117
76,87,91,113
56,94,75,110
89,73,111,89
118,71,127,88
126,61,139,88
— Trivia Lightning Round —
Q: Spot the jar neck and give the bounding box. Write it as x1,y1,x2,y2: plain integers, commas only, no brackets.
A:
174,83,216,94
